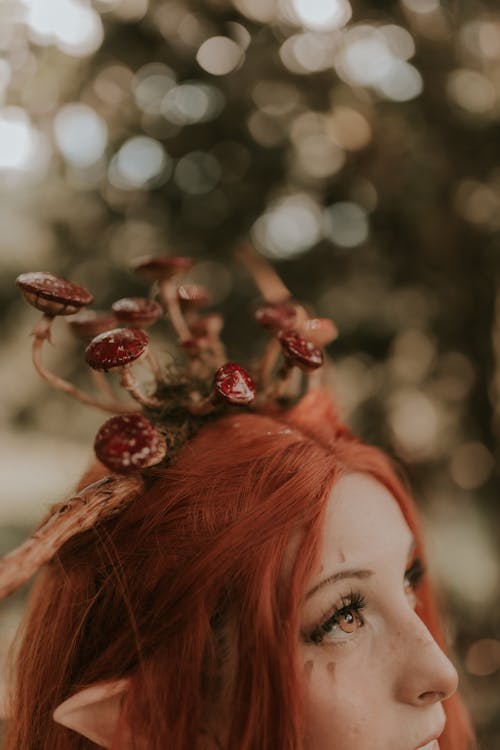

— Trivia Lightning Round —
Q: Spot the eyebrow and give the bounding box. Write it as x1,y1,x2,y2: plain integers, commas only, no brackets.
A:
305,569,373,600
305,536,416,601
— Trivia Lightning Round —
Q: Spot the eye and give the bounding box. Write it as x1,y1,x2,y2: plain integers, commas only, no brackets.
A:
305,592,367,645
404,557,425,607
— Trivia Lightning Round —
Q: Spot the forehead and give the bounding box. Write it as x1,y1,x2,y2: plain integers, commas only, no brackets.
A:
321,472,413,567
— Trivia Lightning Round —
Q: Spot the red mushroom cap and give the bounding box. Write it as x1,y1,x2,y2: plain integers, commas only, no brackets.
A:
16,272,94,316
278,331,324,371
299,318,338,347
132,255,195,281
214,363,256,405
67,310,118,340
85,328,149,371
254,302,299,332
94,413,166,473
112,297,163,328
177,284,210,310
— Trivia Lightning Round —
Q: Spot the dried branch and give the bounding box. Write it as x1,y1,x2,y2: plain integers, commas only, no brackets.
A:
0,474,144,600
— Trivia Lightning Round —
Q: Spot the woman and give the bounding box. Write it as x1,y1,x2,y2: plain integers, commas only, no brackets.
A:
3,389,475,750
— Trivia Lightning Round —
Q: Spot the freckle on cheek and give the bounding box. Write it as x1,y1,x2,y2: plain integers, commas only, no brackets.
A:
303,660,314,679
326,661,335,678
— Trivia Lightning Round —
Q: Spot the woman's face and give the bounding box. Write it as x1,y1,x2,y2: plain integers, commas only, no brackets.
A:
298,472,458,750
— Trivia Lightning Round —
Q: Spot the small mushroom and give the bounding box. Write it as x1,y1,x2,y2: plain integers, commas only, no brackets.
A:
132,255,195,281
85,328,149,371
177,284,210,312
16,272,129,414
111,297,163,329
188,363,256,415
278,331,324,371
16,271,94,317
111,298,164,380
132,255,195,342
67,310,120,401
85,328,160,408
214,363,256,406
254,302,302,332
190,313,226,367
94,413,167,473
67,310,118,341
255,302,309,389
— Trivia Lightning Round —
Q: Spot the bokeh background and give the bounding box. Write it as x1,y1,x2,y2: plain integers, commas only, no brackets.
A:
0,0,499,746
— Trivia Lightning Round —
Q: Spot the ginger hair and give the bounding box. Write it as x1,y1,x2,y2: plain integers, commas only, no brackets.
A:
3,390,475,750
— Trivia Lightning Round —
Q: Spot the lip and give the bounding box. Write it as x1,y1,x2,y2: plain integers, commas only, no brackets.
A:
414,721,446,750
415,741,439,750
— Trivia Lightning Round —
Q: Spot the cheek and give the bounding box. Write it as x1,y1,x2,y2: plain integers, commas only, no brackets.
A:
301,656,380,750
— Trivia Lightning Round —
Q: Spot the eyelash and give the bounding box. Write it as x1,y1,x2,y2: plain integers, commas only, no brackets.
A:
306,590,367,645
305,557,426,645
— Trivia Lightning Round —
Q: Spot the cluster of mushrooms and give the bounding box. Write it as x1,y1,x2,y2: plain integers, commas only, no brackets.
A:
16,252,337,474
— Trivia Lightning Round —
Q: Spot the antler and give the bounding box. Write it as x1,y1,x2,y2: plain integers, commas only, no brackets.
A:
0,474,144,600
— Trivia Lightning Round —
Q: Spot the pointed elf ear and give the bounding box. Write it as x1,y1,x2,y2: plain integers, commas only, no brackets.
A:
53,678,130,748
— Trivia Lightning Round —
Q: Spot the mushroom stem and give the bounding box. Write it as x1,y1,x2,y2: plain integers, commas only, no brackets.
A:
119,367,162,408
259,337,281,389
208,336,227,369
265,364,295,401
0,475,144,600
306,367,324,392
186,392,217,416
236,243,291,303
146,349,163,381
158,279,192,342
91,370,119,401
31,318,135,415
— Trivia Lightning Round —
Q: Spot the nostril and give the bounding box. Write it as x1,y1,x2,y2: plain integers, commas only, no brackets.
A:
418,690,446,704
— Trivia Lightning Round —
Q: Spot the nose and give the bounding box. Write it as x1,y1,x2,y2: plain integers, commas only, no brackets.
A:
393,612,459,706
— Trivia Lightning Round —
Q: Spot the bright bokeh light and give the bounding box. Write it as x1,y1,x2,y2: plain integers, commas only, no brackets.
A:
465,639,500,676
20,0,104,57
134,63,176,115
289,0,351,31
375,60,423,101
280,32,337,74
232,0,277,23
323,201,368,247
337,26,395,86
447,69,496,114
54,103,107,167
460,20,500,60
454,180,500,229
389,328,436,383
252,193,322,259
388,389,440,460
162,82,224,125
449,442,494,490
294,132,345,178
380,24,415,60
196,36,244,76
109,136,170,189
0,106,46,174
96,0,148,21
327,107,372,151
335,24,422,101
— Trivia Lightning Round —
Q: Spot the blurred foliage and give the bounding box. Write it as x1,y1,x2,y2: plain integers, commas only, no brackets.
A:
0,0,499,745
